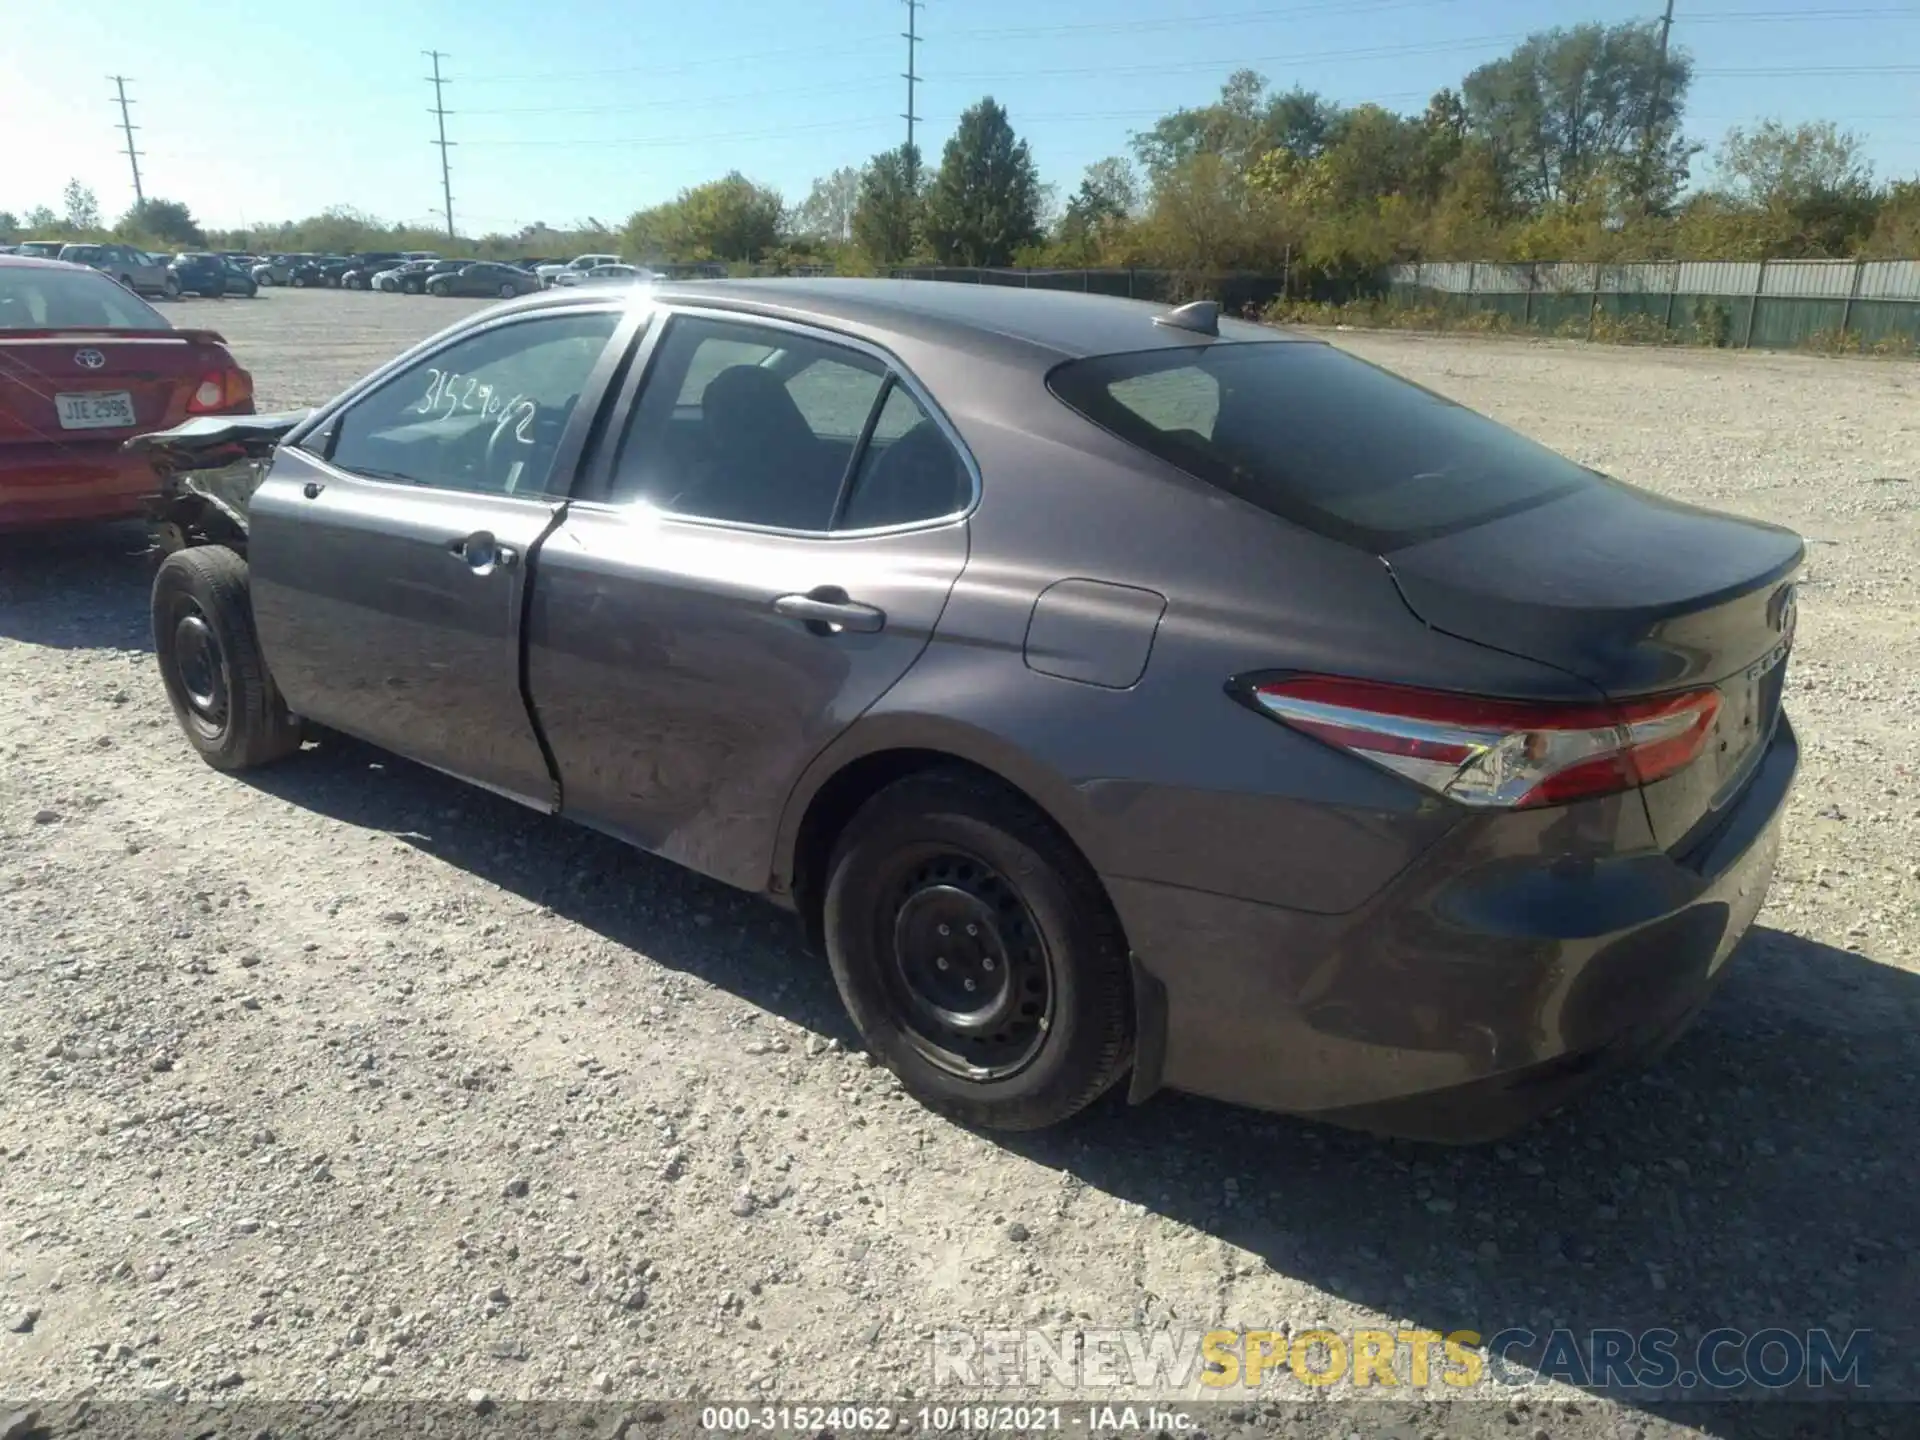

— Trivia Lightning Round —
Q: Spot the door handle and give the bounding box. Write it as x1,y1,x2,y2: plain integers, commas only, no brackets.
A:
450,531,519,572
773,588,885,635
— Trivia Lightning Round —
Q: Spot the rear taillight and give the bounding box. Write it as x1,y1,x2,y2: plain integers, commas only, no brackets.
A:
186,366,253,414
1242,675,1721,809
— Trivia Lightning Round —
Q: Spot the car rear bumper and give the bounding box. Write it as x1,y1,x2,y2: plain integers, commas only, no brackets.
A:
0,442,162,529
1113,715,1797,1142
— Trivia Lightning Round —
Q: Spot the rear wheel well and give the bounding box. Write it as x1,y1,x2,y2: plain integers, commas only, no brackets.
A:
789,749,1107,956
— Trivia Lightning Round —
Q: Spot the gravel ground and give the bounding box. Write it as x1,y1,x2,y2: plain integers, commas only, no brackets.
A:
3,291,1917,1438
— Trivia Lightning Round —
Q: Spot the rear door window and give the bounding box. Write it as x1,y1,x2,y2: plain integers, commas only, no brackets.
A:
607,316,887,530
1048,342,1596,551
837,383,971,530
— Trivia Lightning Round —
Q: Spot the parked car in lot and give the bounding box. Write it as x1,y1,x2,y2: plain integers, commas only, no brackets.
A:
220,256,260,298
426,261,543,298
377,259,467,294
15,240,68,260
285,256,347,288
58,242,178,299
554,263,658,288
170,252,256,298
129,279,1802,1141
339,253,409,290
251,254,309,286
0,256,252,529
535,253,621,287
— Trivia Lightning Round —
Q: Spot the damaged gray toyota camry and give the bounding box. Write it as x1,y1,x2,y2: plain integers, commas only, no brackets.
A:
130,279,1802,1142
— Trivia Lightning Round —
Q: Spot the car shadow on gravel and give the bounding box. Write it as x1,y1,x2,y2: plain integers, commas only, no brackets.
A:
0,522,156,652
240,730,861,1045
239,734,1913,1433
1013,924,1920,1433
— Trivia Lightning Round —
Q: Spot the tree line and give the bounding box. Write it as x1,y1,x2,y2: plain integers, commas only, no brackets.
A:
8,20,1916,286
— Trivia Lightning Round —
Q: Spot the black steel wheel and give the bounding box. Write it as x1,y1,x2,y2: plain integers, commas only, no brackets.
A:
170,600,230,742
823,769,1133,1131
880,848,1055,1079
152,547,302,772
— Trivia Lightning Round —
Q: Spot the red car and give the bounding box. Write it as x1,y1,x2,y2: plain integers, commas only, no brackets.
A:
0,255,253,530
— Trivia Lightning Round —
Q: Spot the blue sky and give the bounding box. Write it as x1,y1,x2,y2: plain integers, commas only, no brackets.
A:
4,0,1916,235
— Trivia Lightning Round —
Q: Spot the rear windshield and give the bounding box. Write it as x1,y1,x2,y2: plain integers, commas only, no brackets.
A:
1047,341,1595,551
0,265,168,331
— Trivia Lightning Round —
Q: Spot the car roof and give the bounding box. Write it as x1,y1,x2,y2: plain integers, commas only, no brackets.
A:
0,254,94,271
506,277,1304,365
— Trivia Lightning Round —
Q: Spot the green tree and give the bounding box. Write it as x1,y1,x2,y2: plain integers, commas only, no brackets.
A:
1462,22,1696,212
851,144,923,266
1701,122,1879,256
682,173,784,261
923,97,1043,266
23,205,59,235
0,211,17,241
1133,73,1341,181
117,198,206,248
1129,151,1292,278
1051,157,1139,263
622,173,783,263
1863,178,1920,258
1715,120,1872,210
62,180,101,231
793,166,865,242
1062,157,1138,230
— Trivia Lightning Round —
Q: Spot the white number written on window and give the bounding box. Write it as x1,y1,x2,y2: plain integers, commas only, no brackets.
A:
414,366,537,444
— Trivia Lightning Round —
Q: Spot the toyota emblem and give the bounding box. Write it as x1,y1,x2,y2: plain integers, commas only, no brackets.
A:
74,349,107,370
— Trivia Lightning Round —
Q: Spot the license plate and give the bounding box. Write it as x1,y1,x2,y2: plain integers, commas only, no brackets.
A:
55,391,136,430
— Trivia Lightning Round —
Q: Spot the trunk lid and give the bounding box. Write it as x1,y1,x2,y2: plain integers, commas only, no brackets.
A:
1386,478,1802,851
0,328,233,446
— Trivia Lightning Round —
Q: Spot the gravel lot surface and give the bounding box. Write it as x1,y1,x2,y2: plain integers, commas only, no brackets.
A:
3,291,1917,1438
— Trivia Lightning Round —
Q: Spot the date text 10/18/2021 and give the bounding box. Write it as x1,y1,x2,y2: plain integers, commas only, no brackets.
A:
699,1407,1189,1433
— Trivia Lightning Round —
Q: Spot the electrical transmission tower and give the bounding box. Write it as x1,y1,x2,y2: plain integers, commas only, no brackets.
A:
110,76,145,209
425,50,456,240
901,0,922,183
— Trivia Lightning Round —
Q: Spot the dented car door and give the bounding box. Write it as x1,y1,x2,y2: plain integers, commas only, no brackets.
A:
248,305,635,807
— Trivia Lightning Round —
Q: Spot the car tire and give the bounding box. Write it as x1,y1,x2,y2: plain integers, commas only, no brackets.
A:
499,282,516,298
163,277,180,300
152,547,303,773
822,769,1134,1131
290,275,306,288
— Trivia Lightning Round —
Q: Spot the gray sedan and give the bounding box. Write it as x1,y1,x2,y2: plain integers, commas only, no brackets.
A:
57,242,177,299
132,280,1801,1141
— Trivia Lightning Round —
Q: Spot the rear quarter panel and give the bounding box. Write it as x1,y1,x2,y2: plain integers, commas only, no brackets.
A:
777,346,1635,916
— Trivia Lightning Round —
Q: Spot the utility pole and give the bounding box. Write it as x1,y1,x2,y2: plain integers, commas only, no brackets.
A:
901,0,922,185
1640,0,1675,206
109,76,144,209
425,50,455,240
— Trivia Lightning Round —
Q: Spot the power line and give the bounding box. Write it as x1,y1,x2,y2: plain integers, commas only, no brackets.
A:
903,0,923,179
426,50,455,240
109,75,144,209
455,38,897,85
938,0,1470,41
457,78,895,118
933,32,1525,83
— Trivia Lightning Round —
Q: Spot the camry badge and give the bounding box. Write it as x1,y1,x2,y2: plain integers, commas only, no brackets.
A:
74,349,107,370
